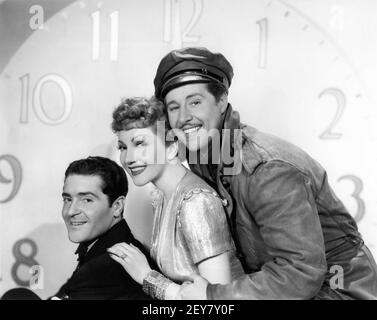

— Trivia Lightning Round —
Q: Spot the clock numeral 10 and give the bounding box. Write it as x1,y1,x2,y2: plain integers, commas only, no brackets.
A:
91,10,119,61
163,0,202,48
19,73,73,125
318,87,345,139
0,154,22,203
256,18,268,69
338,175,365,223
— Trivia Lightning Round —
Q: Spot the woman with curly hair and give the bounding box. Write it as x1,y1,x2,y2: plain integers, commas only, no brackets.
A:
108,96,244,300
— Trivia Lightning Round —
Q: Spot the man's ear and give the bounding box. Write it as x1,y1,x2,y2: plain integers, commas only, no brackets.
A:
218,92,229,114
166,141,179,163
112,196,125,218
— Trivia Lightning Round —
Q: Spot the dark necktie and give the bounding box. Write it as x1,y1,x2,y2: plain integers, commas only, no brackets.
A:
75,243,89,266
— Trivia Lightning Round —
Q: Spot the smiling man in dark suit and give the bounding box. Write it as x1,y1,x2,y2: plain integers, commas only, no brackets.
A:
53,156,151,300
2,156,151,300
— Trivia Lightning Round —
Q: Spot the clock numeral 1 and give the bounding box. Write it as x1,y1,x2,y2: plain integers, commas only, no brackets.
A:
91,10,119,61
338,175,365,223
256,17,268,69
0,154,22,203
163,0,202,48
318,87,345,140
19,73,73,125
19,74,30,124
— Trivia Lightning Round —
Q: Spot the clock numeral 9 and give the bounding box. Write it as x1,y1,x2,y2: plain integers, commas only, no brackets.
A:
0,154,22,203
19,73,73,125
256,18,268,69
318,87,345,139
91,10,119,61
338,175,365,223
163,0,202,48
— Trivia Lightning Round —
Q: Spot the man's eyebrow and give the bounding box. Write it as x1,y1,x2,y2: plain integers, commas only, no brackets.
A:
77,192,100,199
166,99,178,107
186,93,204,100
62,192,100,198
166,93,203,107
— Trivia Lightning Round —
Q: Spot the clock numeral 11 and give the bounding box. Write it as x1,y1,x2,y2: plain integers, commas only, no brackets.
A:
91,10,119,61
19,73,73,125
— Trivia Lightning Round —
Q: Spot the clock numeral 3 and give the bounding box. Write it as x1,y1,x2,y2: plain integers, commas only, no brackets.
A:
0,154,22,203
338,175,365,223
163,0,202,48
256,17,268,69
19,73,73,125
318,87,345,139
91,10,119,61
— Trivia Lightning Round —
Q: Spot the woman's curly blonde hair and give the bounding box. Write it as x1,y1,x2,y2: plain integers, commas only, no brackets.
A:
111,96,172,140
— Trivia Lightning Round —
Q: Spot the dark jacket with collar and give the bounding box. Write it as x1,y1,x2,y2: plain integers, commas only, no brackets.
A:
53,219,150,300
189,104,377,300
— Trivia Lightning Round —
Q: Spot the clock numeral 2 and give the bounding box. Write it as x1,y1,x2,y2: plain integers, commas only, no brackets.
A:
91,10,119,61
0,154,22,203
256,18,268,69
318,87,345,139
19,73,73,125
163,0,202,48
338,175,365,223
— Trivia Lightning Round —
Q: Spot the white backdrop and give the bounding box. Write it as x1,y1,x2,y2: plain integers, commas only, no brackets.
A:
1,0,377,298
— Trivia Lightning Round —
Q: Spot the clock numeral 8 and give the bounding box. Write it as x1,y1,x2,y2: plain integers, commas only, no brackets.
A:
338,175,365,223
11,238,39,287
0,154,22,203
318,87,345,140
163,0,202,48
19,73,73,125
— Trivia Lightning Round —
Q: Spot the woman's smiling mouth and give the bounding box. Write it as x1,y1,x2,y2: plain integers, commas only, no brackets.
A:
129,166,147,176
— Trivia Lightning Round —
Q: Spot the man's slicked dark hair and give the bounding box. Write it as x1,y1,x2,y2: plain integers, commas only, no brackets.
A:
64,156,128,206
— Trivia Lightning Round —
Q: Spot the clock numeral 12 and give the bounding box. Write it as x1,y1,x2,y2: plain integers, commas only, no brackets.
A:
338,175,365,223
318,87,345,139
19,74,73,125
163,0,202,48
91,10,119,61
256,18,268,69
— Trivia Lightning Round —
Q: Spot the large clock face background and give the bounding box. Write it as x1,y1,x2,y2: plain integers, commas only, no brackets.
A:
1,0,376,298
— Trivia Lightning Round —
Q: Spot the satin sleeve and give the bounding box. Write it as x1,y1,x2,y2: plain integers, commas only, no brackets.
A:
179,190,232,264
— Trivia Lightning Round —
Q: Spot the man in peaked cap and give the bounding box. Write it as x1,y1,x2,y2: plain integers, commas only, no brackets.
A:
153,47,377,300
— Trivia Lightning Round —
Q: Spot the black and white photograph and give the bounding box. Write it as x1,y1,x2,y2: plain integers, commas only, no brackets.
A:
1,0,377,303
